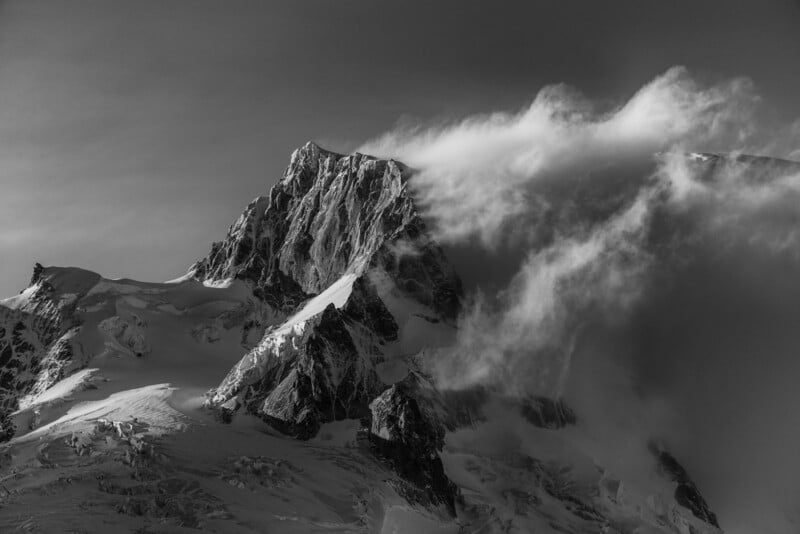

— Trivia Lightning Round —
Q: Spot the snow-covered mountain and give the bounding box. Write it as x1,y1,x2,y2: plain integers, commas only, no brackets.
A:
0,143,723,533
193,142,461,443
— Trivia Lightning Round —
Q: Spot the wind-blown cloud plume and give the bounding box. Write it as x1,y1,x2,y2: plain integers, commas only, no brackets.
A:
363,66,775,396
430,189,655,396
363,66,757,247
363,66,800,534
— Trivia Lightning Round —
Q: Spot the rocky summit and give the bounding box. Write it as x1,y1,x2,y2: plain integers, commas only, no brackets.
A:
199,143,462,449
0,144,724,533
190,142,461,319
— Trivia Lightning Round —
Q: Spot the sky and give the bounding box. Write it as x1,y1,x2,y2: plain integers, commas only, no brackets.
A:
2,0,800,296
3,2,800,532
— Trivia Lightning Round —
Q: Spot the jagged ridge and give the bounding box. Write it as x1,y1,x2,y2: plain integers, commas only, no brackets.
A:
0,266,99,430
198,142,464,511
191,142,461,320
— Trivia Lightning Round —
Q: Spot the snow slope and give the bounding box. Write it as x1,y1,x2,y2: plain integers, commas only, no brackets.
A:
0,265,456,533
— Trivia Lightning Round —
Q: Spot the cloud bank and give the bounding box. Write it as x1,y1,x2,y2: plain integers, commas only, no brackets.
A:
362,66,800,533
363,66,757,246
363,66,787,396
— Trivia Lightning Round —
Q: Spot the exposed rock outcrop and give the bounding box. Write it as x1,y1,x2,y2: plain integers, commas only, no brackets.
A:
201,143,462,439
0,266,98,431
190,142,461,320
365,375,458,516
209,297,389,439
520,396,577,429
649,441,720,528
195,143,466,514
99,314,150,358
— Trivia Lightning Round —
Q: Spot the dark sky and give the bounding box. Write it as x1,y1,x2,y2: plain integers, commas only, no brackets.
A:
2,0,800,296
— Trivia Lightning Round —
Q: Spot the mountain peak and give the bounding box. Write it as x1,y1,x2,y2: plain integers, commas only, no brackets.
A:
292,140,381,161
191,144,460,318
0,142,723,534
198,144,463,475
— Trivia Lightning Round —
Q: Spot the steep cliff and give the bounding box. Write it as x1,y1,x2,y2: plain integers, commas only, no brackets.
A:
0,265,99,433
190,142,461,320
200,142,462,443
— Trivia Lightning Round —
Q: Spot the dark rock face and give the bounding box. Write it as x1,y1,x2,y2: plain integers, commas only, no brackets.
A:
30,262,45,286
0,411,15,442
520,396,576,429
191,142,461,321
649,442,720,528
341,276,398,341
203,143,463,438
440,386,491,429
205,275,402,439
199,142,465,513
366,376,458,516
210,298,390,440
0,266,97,436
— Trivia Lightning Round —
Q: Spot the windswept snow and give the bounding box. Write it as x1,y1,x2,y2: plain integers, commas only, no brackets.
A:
16,368,100,412
284,273,357,327
0,283,41,310
203,277,235,289
164,271,195,284
241,273,358,359
18,383,183,443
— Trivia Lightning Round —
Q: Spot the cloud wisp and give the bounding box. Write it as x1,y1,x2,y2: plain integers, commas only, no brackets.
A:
430,187,656,396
